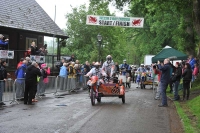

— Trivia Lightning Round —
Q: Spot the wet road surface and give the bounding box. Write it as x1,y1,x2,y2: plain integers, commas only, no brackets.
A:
0,83,170,133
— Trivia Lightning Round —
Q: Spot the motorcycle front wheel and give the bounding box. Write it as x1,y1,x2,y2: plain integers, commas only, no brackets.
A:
90,87,96,106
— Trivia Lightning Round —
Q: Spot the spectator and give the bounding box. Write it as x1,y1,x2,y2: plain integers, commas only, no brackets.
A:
58,63,68,91
182,63,193,100
24,61,41,105
169,63,176,93
38,63,50,96
68,62,76,92
133,66,137,83
30,41,40,55
172,62,182,101
17,58,25,69
69,54,76,62
25,57,32,67
0,60,8,106
24,47,31,57
153,65,162,100
0,34,9,50
188,55,196,70
43,44,48,55
75,60,82,88
15,59,27,100
157,59,171,107
84,61,91,75
193,64,199,80
56,58,66,69
115,62,120,73
91,62,95,68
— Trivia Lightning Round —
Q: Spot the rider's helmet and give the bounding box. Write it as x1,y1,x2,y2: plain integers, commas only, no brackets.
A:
141,64,144,67
123,59,126,64
106,55,112,64
94,62,100,69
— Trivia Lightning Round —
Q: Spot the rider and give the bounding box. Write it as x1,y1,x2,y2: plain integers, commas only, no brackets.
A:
120,59,130,76
136,64,147,88
85,62,107,91
102,55,115,79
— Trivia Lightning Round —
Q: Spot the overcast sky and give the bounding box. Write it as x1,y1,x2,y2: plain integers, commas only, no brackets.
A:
35,0,125,29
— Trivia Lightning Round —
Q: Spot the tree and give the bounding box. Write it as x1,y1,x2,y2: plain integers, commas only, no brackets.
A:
64,1,132,64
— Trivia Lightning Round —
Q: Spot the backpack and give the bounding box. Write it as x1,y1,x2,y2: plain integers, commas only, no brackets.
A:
68,66,74,74
0,67,5,80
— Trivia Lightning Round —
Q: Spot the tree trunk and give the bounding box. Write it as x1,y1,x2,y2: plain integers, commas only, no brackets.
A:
193,0,200,57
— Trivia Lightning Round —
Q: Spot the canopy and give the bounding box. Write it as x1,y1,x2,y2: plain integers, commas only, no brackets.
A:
151,46,188,63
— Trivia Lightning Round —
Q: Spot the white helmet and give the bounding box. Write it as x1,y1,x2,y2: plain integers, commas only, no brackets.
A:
94,62,100,69
94,62,100,66
106,55,112,64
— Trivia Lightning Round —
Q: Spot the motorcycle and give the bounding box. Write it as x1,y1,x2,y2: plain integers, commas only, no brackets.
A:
88,75,125,106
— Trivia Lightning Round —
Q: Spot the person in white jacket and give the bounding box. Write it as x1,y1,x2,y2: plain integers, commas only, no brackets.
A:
102,55,115,78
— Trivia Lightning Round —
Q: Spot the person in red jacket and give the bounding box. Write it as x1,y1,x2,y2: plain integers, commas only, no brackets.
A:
153,65,162,100
17,58,25,69
193,64,199,80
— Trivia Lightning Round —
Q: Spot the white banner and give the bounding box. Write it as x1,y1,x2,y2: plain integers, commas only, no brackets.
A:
30,55,45,63
0,50,14,59
86,15,144,28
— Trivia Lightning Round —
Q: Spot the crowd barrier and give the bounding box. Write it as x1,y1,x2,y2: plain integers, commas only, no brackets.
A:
0,74,89,104
1,79,15,103
37,76,57,97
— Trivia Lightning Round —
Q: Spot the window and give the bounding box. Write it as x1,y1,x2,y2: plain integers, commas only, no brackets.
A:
26,37,37,50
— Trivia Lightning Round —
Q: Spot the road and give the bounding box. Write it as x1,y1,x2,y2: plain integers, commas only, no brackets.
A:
0,83,170,133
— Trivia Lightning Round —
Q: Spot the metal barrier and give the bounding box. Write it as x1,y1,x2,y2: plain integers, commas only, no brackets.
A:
14,78,25,101
37,76,57,96
0,79,17,104
55,76,69,94
0,74,88,104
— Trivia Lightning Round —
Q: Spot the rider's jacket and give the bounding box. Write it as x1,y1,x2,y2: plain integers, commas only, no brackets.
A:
121,63,130,76
86,68,107,86
86,68,107,78
102,60,115,77
137,67,146,73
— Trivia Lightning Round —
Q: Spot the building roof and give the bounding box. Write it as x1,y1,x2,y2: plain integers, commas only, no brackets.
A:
0,0,68,39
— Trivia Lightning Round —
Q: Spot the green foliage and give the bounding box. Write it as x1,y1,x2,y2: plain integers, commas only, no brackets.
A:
89,0,200,63
63,2,134,64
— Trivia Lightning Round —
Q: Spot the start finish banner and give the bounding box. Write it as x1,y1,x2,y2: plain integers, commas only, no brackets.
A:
86,15,144,28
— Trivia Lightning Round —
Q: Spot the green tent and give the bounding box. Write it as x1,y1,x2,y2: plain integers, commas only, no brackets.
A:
152,46,188,63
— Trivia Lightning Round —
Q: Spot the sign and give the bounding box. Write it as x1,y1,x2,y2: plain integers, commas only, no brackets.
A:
0,50,14,59
30,55,45,63
86,15,144,28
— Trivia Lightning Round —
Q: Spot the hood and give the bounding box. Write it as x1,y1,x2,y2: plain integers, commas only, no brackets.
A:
27,65,34,71
21,64,27,68
41,63,47,69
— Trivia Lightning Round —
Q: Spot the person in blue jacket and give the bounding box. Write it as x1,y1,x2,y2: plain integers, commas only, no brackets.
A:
157,58,171,107
0,34,9,50
15,60,27,100
188,55,196,70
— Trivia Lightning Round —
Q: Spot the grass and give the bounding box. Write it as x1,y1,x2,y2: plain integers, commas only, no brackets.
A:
174,101,196,133
187,96,200,132
167,77,200,133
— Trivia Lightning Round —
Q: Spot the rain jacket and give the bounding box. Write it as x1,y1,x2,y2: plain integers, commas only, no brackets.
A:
102,60,115,77
25,65,41,85
59,66,68,78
